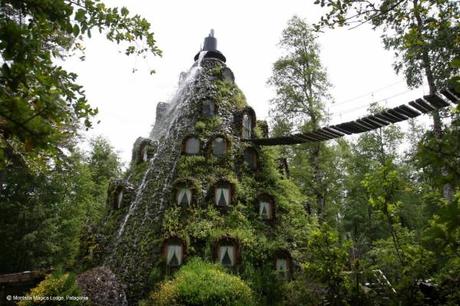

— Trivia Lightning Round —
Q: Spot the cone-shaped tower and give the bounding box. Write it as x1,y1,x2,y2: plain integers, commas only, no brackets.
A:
94,31,309,303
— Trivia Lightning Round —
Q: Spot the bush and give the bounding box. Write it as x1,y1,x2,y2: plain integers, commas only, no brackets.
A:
144,258,255,306
18,271,81,306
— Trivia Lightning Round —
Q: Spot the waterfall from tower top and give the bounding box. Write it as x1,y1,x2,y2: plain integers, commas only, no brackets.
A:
150,51,207,140
116,51,207,240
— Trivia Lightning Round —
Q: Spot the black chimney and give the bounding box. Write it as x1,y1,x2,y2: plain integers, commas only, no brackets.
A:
194,29,226,62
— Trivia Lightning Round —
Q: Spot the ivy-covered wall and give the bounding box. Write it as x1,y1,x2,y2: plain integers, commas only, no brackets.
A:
95,57,312,303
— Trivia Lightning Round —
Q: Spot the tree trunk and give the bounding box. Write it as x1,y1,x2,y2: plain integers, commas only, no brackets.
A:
413,0,442,137
413,0,453,200
311,142,325,217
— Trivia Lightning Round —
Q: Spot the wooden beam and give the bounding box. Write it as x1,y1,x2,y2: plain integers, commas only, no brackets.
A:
395,105,420,118
409,101,432,113
386,109,407,121
314,129,338,139
329,125,353,135
338,121,367,133
306,131,331,141
440,89,459,104
374,112,400,123
293,133,317,142
414,98,436,111
322,127,344,137
361,117,387,128
356,119,379,129
0,270,50,284
424,94,450,108
334,122,357,134
367,115,390,126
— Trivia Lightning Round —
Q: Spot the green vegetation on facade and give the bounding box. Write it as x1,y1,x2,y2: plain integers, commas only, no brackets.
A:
1,1,459,305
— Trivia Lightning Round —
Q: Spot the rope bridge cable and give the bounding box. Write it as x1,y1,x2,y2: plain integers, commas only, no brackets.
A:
248,88,459,146
329,88,416,120
333,80,407,107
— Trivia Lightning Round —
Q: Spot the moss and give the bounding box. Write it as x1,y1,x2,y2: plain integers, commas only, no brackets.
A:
195,120,206,131
127,160,149,184
209,63,223,77
253,125,264,138
214,79,247,110
96,58,313,304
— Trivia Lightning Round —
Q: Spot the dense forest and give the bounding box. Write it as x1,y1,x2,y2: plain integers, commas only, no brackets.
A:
1,0,459,305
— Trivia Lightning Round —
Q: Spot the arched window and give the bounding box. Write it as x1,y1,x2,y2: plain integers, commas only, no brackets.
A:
163,238,185,267
202,100,215,117
212,137,228,156
242,114,252,139
183,136,200,155
214,182,232,207
244,148,258,170
176,187,192,206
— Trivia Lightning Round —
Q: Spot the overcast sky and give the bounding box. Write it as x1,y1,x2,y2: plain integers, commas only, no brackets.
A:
64,0,430,164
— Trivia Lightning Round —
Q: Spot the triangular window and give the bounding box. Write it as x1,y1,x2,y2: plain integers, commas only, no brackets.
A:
177,188,192,206
218,246,235,266
167,244,183,266
169,252,179,266
259,201,272,219
222,249,232,265
215,185,230,206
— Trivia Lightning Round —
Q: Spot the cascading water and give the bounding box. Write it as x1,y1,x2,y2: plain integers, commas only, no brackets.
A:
112,51,207,246
150,51,207,140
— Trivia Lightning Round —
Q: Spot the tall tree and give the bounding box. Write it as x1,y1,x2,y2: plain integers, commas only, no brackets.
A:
341,105,405,253
268,15,331,130
313,0,460,136
0,0,161,169
268,16,334,217
0,136,121,272
86,136,121,222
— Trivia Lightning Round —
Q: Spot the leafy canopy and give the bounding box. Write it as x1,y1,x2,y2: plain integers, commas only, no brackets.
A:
313,0,459,91
268,15,331,130
0,0,161,169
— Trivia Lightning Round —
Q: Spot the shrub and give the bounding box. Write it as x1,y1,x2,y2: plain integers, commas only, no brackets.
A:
145,258,255,306
18,271,81,306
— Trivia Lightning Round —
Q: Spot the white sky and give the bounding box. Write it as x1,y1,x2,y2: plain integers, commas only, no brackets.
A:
64,0,430,164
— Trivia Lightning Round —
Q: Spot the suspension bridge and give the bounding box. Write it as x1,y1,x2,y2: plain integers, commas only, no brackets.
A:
249,88,459,146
